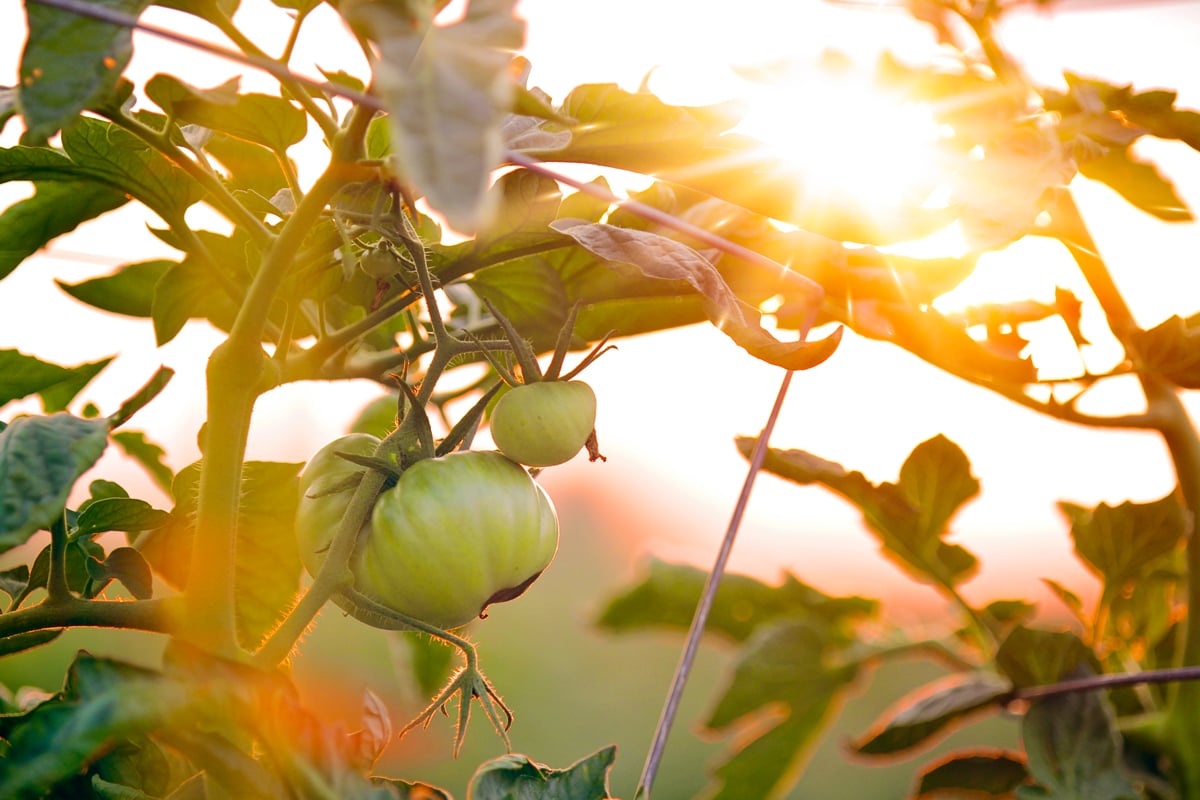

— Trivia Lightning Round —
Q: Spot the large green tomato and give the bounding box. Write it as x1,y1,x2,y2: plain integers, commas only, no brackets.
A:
354,450,559,630
490,381,597,467
295,433,382,576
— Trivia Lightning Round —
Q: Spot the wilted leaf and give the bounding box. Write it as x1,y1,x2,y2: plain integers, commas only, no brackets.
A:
0,349,112,411
19,0,151,143
0,413,109,551
854,673,1011,756
468,746,616,800
552,221,841,370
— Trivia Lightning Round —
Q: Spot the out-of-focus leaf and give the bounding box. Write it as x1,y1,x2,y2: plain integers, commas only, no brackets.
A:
145,75,307,152
0,629,63,658
596,557,876,644
1060,493,1186,588
1019,687,1137,800
112,431,174,495
0,349,112,411
353,0,524,231
136,460,302,647
57,260,173,318
468,746,616,800
853,673,1010,756
1079,146,1191,221
0,86,17,136
702,619,859,800
204,133,289,201
0,564,30,600
995,626,1098,690
0,413,109,551
738,434,980,588
156,0,239,20
18,0,151,143
916,751,1030,797
1042,579,1086,623
1131,314,1200,389
92,734,178,799
372,777,453,799
552,221,841,370
389,631,456,699
0,181,129,281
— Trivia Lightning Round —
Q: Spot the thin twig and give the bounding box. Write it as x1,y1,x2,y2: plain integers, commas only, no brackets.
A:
634,369,795,800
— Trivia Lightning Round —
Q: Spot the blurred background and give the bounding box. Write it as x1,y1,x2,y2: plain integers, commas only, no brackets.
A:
2,0,1200,796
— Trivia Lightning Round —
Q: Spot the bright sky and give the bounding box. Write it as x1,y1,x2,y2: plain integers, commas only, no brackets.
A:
2,0,1200,616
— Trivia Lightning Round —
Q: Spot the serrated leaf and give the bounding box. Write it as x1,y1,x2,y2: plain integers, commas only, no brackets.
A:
0,181,129,281
1060,493,1186,588
0,413,110,551
57,260,174,318
995,627,1098,689
358,0,524,231
917,751,1029,797
702,619,858,799
1131,314,1200,389
468,746,616,800
596,557,875,644
1079,146,1191,221
145,75,307,152
0,349,113,411
74,497,169,538
18,0,152,143
854,673,1010,756
136,460,302,647
739,434,980,588
1018,689,1138,800
112,431,174,494
551,221,841,370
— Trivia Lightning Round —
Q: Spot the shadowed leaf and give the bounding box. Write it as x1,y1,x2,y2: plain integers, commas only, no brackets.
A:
916,750,1029,797
854,673,1010,756
995,627,1098,690
468,746,616,800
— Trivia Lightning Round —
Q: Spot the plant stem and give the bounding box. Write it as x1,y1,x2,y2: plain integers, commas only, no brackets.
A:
0,596,177,639
45,514,72,603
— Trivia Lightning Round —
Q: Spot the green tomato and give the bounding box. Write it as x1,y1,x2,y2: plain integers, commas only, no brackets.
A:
354,451,558,630
295,433,382,576
490,380,597,467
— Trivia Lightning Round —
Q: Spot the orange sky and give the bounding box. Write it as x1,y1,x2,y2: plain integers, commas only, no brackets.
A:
2,1,1200,616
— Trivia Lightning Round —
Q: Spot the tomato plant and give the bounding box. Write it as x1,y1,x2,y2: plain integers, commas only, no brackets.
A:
2,0,1200,799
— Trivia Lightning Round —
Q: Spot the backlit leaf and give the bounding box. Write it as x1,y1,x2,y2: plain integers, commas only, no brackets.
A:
1130,313,1200,389
995,627,1098,690
57,260,173,318
853,673,1011,756
0,181,129,281
0,349,113,411
19,0,151,143
87,546,155,599
916,751,1029,797
145,75,307,152
112,431,173,494
1060,493,1186,588
1019,689,1137,800
0,413,109,551
468,746,616,800
552,221,841,370
1079,146,1191,221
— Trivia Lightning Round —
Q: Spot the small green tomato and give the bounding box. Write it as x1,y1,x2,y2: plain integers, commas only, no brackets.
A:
295,433,382,576
490,380,597,467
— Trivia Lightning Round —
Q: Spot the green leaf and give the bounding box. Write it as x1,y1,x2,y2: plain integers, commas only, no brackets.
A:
74,498,168,538
0,564,31,600
468,746,616,800
1060,493,1186,589
0,86,17,136
145,75,307,152
92,735,178,798
0,413,110,551
356,0,524,231
596,558,876,644
136,461,303,647
1131,314,1200,389
85,546,154,599
739,434,980,588
392,631,456,698
1079,146,1192,221
112,431,174,494
57,260,174,318
995,627,1098,689
91,775,161,800
61,117,204,223
551,221,842,370
702,619,858,800
151,254,242,346
916,751,1029,797
0,349,113,411
0,629,64,658
0,654,187,800
853,673,1010,756
0,181,129,281
109,366,174,429
1018,690,1138,800
155,0,240,24
18,0,152,143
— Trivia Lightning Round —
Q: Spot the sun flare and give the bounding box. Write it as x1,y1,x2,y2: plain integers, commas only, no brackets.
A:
735,60,953,220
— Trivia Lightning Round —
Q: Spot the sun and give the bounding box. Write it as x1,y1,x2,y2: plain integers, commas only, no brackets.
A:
734,58,953,227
